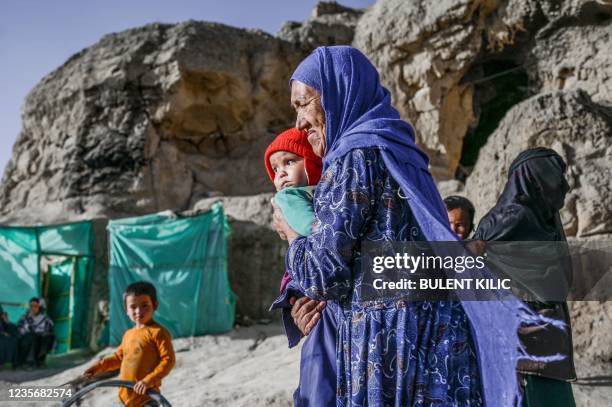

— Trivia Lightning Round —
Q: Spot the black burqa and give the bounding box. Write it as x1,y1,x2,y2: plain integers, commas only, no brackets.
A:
474,147,576,381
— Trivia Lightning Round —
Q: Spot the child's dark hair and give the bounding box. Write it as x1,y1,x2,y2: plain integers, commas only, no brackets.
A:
123,281,158,305
443,195,476,226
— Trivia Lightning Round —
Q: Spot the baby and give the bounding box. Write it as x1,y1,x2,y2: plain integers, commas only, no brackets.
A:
265,128,337,406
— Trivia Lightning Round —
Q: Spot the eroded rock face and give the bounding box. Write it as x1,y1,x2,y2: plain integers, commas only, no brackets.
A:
278,1,364,52
530,23,612,106
571,300,612,377
0,21,302,224
570,300,612,406
353,0,612,180
465,90,612,237
353,0,501,179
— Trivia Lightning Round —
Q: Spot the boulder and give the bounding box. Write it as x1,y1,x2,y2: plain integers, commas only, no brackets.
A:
353,0,500,179
530,23,612,107
278,1,364,52
0,21,302,224
465,89,612,238
570,300,612,406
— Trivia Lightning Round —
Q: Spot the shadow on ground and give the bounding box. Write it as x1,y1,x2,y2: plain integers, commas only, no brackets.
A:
0,349,94,383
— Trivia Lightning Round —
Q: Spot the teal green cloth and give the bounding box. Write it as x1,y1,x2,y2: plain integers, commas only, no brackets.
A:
274,186,316,236
0,221,94,353
47,257,92,353
522,375,575,407
107,203,236,345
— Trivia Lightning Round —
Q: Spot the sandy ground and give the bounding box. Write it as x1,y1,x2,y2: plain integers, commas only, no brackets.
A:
0,323,610,406
0,324,299,407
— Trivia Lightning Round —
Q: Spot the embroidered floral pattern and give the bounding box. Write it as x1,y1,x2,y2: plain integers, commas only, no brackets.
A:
287,148,482,406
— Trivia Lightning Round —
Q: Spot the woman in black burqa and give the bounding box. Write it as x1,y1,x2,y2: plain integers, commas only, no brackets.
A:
473,147,576,406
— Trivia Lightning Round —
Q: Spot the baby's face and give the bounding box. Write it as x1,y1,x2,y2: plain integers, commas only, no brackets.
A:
269,151,309,191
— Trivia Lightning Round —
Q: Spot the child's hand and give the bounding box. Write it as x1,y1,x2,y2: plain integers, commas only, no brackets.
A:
133,380,149,395
272,202,299,243
83,366,97,378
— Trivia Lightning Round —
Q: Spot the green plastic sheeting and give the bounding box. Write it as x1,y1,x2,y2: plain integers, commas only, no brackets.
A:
0,228,39,321
108,204,235,345
47,257,93,353
48,260,71,354
0,221,95,352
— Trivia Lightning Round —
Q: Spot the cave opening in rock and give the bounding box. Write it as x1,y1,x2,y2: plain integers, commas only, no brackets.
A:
457,60,530,181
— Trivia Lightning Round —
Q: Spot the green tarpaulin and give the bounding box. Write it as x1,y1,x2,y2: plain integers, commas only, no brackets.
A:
0,228,39,321
47,257,93,353
0,221,95,353
108,203,235,345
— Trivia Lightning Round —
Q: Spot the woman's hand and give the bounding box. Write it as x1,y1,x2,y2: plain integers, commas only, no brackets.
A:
272,201,299,243
290,297,326,335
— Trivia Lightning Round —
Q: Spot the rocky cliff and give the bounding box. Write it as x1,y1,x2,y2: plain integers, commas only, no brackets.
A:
0,22,302,222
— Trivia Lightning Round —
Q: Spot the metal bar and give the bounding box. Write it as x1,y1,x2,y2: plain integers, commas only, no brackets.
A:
68,257,76,351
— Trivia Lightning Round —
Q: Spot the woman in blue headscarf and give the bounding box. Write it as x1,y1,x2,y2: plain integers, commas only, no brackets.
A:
273,46,531,406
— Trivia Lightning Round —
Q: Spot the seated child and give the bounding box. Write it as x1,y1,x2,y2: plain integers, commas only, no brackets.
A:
444,195,476,240
84,282,175,407
265,128,338,407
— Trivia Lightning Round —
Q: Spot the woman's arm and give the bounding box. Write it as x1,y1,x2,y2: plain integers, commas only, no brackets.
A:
285,149,378,302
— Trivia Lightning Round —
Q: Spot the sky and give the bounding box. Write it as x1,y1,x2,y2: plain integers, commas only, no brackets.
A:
0,0,374,175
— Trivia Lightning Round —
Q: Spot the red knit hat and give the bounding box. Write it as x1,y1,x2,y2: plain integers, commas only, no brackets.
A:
264,128,322,186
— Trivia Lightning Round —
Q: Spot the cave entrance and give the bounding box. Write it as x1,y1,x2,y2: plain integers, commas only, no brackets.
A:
458,60,530,181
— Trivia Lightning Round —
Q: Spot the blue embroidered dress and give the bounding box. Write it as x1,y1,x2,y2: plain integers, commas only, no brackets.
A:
287,148,482,406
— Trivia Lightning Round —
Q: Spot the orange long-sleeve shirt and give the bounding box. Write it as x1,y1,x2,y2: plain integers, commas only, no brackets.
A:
92,321,175,407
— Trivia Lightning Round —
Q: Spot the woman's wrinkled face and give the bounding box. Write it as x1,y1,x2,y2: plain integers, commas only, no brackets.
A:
291,81,326,157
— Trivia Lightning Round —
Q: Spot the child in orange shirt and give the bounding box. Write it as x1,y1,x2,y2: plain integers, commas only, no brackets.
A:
84,282,175,407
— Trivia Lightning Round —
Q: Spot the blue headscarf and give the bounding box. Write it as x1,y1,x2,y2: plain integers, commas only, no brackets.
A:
291,46,430,171
290,46,558,405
